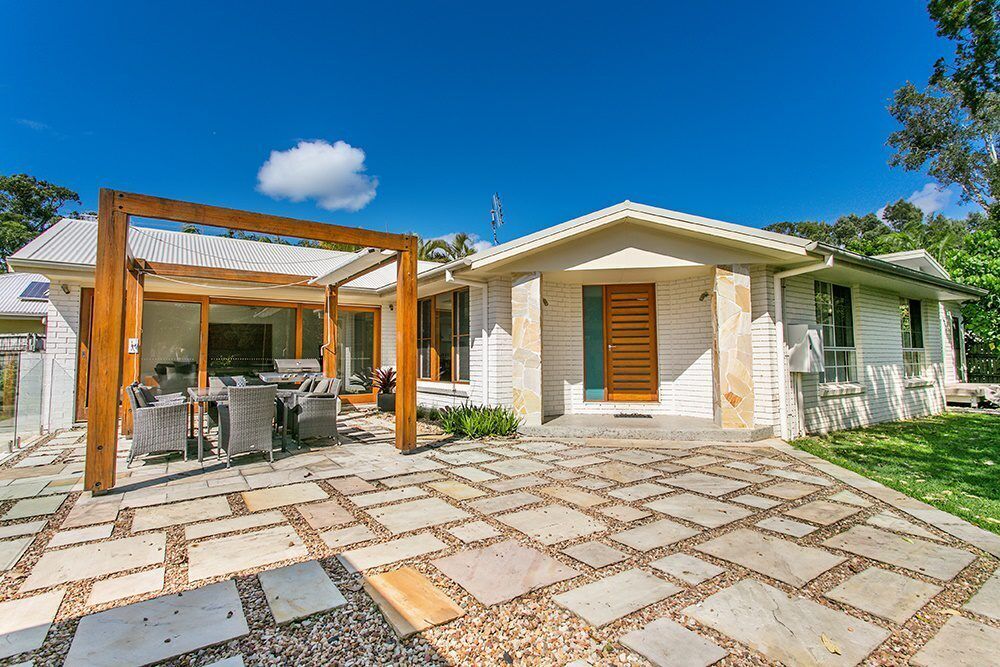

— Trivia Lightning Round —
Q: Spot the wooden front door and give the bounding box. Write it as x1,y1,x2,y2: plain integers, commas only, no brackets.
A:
604,283,658,402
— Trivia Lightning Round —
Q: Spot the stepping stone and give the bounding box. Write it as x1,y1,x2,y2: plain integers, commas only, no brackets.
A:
554,456,608,468
205,657,245,667
824,567,942,624
0,519,47,539
188,525,307,581
760,481,819,500
338,532,447,573
726,461,762,471
62,495,121,528
0,590,65,660
548,469,583,481
822,525,975,581
258,561,346,624
702,465,771,484
364,567,465,638
664,473,748,497
561,541,628,568
573,477,614,490
828,490,872,507
0,536,35,571
447,521,500,544
963,568,1000,621
674,455,723,468
684,580,888,667
784,500,859,526
379,471,445,488
64,580,249,667
435,450,496,466
22,533,166,592
3,495,66,520
766,468,832,487
366,497,469,534
185,511,286,541
450,466,498,483
553,569,679,627
650,553,725,585
602,450,668,465
912,616,1000,667
88,567,165,606
327,476,376,495
468,492,542,515
497,504,606,545
608,483,671,502
133,496,232,532
296,499,354,531
48,522,114,548
241,482,328,512
584,462,658,484
610,518,699,552
754,457,790,468
484,476,547,492
620,617,728,667
652,461,684,474
755,516,817,537
320,524,376,550
484,445,529,457
0,481,47,501
645,493,752,528
731,494,780,509
427,480,485,500
482,458,553,477
432,539,580,606
514,441,567,454
538,485,608,508
696,529,844,587
348,486,427,508
866,511,942,541
599,505,651,522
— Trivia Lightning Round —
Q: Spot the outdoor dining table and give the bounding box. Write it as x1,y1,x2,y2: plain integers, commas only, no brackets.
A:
186,386,300,462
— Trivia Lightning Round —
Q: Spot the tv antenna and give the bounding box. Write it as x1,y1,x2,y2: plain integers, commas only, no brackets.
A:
490,192,505,244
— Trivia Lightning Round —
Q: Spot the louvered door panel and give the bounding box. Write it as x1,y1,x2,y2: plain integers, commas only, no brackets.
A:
604,283,658,401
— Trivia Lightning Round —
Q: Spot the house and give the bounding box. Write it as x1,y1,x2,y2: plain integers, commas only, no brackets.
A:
0,272,48,335
6,201,982,440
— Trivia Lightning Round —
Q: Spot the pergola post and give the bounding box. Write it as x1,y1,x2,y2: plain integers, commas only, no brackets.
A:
85,189,130,492
395,238,418,452
323,285,338,378
120,268,144,436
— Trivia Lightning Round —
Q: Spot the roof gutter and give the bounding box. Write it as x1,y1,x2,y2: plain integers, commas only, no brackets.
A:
773,253,835,440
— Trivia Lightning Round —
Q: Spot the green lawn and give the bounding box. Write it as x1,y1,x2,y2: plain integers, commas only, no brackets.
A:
791,412,1000,535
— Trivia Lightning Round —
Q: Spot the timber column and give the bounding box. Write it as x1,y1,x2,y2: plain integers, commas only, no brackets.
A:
395,237,418,451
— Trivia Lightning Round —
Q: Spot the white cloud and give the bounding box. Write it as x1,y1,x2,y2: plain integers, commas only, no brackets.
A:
257,140,377,211
433,232,492,254
906,183,952,215
16,118,50,131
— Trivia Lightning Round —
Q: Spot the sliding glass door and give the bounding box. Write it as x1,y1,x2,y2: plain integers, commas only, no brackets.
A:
338,307,379,403
207,303,295,379
139,300,202,396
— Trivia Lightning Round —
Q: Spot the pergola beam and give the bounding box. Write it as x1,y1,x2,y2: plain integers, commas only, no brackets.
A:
138,260,322,289
85,188,419,492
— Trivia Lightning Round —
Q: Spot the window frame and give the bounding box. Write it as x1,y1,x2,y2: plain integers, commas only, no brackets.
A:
417,287,470,384
900,298,927,379
814,280,857,385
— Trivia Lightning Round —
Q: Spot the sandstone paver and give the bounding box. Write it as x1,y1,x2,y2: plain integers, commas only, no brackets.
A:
258,561,347,624
610,518,699,552
822,525,975,580
912,616,1000,667
338,532,447,573
468,492,542,515
241,482,328,512
620,617,728,667
731,494,780,509
538,485,608,508
326,476,376,495
754,516,817,537
497,504,606,545
645,493,752,528
364,567,465,638
599,505,651,522
553,569,679,627
320,524,376,550
188,525,307,581
696,529,844,587
784,499,860,526
663,472,748,497
348,486,427,508
824,567,942,624
760,481,819,500
47,522,114,548
426,480,485,500
584,462,659,484
22,533,166,591
867,511,942,541
87,567,165,606
0,536,35,571
0,590,65,660
607,483,671,502
482,458,553,477
367,497,470,534
561,541,628,568
295,499,354,531
184,511,286,541
3,495,66,520
650,553,725,585
132,496,231,532
447,521,500,543
483,476,547,492
962,568,1000,621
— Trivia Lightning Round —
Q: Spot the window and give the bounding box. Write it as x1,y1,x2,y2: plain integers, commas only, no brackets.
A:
815,281,856,383
900,298,926,378
417,288,470,382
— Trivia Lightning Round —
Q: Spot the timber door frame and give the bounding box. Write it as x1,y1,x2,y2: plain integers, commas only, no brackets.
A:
74,288,95,422
591,283,659,402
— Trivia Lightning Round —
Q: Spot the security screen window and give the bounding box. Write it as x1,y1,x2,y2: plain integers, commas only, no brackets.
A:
815,281,856,384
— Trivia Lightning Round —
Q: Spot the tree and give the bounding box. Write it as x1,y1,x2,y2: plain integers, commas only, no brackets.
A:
0,174,80,270
946,229,1000,347
418,238,448,261
927,0,999,113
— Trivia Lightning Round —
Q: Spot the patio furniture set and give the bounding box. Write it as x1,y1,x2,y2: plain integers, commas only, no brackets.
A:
124,375,342,467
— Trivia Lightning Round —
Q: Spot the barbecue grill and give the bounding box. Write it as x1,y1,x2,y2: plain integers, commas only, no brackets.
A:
257,358,325,385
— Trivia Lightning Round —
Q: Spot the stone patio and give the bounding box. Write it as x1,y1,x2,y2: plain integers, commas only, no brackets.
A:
0,413,997,665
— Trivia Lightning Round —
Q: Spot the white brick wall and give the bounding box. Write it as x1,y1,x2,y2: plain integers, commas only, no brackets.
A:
487,277,513,407
783,275,947,434
540,277,714,417
750,265,780,426
43,284,83,431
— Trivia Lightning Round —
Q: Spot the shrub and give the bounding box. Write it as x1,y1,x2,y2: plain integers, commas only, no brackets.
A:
372,367,396,394
438,404,522,438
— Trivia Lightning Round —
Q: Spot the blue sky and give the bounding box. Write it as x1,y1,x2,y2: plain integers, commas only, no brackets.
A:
0,1,975,246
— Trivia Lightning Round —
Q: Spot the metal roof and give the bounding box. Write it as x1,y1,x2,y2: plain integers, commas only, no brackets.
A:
0,273,49,318
8,219,439,290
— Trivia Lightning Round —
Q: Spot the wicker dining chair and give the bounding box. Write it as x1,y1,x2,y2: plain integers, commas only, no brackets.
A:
125,384,189,466
291,378,341,441
217,384,277,466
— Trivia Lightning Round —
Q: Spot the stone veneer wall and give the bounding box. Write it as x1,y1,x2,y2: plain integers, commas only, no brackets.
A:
713,265,755,428
511,273,543,426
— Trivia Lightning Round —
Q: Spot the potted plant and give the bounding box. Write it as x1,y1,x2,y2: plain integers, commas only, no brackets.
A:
373,366,396,412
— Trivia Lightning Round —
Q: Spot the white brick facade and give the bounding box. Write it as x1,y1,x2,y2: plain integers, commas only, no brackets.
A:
43,284,82,432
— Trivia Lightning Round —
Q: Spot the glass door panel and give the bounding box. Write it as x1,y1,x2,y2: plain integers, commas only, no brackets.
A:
140,301,202,396
207,304,295,379
338,309,376,396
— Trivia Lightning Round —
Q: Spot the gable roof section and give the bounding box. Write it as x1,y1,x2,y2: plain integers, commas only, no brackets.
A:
874,249,950,279
8,219,439,291
0,273,49,318
467,201,816,269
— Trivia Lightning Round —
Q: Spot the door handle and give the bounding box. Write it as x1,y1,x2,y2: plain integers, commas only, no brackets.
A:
607,344,616,350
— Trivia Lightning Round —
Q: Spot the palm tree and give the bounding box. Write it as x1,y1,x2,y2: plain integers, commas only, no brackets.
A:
417,233,480,262
441,233,476,260
418,238,448,261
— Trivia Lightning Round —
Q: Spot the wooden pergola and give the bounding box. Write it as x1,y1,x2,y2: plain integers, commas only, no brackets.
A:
85,189,418,493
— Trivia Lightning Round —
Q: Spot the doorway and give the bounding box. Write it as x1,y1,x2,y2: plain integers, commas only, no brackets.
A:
583,283,659,402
